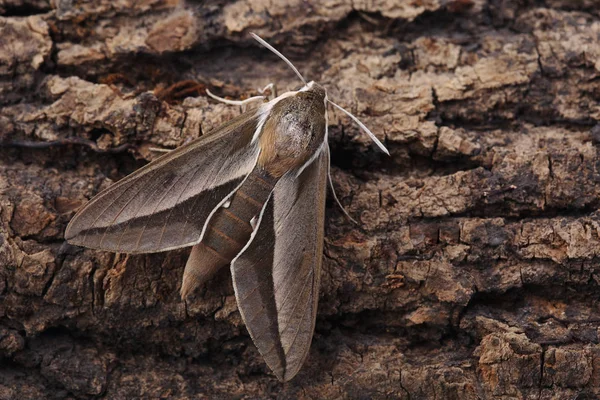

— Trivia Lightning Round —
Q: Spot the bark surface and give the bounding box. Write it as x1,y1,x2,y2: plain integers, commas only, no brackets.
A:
1,1,600,399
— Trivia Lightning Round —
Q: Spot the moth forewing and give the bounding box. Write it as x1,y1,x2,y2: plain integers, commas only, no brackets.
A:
65,110,262,254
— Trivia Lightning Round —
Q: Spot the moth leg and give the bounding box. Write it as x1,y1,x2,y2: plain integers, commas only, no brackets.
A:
326,144,358,224
205,88,265,114
205,88,266,113
148,147,172,153
148,136,195,154
258,83,277,100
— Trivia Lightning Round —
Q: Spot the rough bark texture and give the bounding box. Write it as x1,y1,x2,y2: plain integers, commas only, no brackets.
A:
1,0,600,399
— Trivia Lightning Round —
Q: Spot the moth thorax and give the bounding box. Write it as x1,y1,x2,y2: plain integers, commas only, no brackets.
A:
305,81,326,99
258,93,326,178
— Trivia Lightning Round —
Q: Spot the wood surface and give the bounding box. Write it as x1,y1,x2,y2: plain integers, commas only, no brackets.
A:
1,1,600,398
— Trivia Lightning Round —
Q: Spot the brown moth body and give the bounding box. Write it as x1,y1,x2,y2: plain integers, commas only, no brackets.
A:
181,83,327,297
65,34,387,382
180,168,277,297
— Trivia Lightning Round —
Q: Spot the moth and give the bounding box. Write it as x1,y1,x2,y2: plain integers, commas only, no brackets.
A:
65,33,388,381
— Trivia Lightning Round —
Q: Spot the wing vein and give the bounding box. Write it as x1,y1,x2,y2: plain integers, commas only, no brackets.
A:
156,167,200,248
246,304,267,325
178,147,234,243
274,256,310,313
82,168,154,245
279,268,313,334
283,274,314,356
239,284,260,302
116,166,180,250
137,166,194,250
176,164,208,244
100,167,163,248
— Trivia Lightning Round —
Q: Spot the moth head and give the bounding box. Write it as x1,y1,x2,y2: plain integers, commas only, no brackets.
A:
301,81,327,102
251,33,389,155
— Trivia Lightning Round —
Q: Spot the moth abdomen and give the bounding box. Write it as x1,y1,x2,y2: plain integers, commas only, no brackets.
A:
180,168,277,297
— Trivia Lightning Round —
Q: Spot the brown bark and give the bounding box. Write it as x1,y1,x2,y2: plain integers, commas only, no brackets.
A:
1,0,600,398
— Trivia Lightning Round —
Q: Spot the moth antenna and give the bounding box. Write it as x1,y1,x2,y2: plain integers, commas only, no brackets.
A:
326,145,358,224
250,32,308,86
327,100,390,155
205,88,265,106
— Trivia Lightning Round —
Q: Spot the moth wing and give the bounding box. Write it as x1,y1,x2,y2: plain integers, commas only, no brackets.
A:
65,110,261,253
231,146,328,381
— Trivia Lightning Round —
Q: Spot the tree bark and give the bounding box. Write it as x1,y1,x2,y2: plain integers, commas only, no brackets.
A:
1,1,600,398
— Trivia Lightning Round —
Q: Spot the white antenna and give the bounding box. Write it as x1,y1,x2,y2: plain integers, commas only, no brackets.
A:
328,100,390,155
250,32,307,86
249,33,389,156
